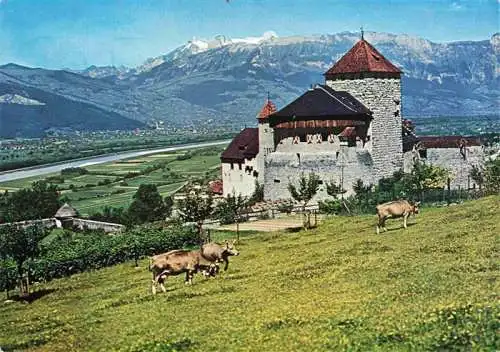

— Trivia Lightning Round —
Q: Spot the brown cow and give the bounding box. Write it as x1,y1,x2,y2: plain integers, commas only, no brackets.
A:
201,240,240,272
376,200,420,234
149,249,217,295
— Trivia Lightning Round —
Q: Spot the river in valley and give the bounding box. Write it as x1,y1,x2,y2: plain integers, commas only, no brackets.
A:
0,140,230,183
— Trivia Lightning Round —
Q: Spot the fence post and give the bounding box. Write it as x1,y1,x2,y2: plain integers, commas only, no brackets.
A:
446,177,451,205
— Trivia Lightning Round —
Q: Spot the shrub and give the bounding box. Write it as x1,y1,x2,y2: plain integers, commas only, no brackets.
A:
3,224,197,291
61,167,88,176
318,199,343,215
277,202,294,214
176,152,192,161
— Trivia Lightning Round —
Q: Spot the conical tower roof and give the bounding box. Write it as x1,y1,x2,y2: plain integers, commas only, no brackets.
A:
257,98,277,121
54,203,78,218
324,39,401,77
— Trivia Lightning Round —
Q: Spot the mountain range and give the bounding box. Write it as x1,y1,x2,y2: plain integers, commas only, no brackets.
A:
0,31,498,138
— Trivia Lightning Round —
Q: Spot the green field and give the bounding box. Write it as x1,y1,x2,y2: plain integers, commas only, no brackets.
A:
0,197,498,351
0,147,225,215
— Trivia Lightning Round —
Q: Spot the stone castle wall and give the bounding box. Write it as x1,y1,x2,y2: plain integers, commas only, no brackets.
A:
222,157,259,197
257,122,275,185
263,148,375,202
274,135,368,153
326,77,403,179
404,146,484,190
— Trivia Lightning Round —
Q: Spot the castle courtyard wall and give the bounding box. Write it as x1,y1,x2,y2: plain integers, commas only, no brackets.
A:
403,146,484,190
264,148,375,202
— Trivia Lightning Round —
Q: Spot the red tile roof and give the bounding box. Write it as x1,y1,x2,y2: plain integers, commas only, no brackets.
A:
339,126,356,138
324,39,401,76
418,136,481,149
209,180,223,195
221,128,259,163
257,99,277,121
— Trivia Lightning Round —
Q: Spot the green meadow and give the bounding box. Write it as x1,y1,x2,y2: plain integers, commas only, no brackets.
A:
0,147,224,216
0,196,498,351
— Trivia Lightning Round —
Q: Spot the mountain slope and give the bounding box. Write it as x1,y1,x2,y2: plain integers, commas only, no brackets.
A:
0,80,142,137
0,31,498,137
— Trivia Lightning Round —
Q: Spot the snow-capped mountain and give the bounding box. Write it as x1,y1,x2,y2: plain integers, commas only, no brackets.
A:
1,31,498,137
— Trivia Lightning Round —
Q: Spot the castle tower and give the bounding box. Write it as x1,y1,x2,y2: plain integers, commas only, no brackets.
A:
256,97,276,183
324,36,403,179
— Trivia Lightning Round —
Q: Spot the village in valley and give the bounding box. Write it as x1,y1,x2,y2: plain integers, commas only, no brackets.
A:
0,1,499,351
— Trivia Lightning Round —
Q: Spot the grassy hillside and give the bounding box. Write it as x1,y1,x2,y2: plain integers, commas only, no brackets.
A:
0,197,498,351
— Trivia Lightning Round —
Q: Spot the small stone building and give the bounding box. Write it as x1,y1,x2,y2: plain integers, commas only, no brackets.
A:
221,36,485,201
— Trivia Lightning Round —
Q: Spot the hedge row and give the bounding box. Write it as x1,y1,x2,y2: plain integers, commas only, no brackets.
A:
0,224,198,293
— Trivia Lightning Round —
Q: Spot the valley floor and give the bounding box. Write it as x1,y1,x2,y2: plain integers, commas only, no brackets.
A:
0,196,498,351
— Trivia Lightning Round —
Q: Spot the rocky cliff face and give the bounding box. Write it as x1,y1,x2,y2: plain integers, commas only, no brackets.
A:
0,31,498,137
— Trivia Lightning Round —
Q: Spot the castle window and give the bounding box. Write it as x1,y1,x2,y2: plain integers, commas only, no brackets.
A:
318,180,323,185
274,179,281,183
238,163,242,170
230,163,234,170
394,110,400,117
296,153,301,165
300,134,306,142
253,171,259,178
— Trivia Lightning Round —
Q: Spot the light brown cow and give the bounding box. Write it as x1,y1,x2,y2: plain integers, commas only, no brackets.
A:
201,240,240,272
149,249,216,295
376,200,420,234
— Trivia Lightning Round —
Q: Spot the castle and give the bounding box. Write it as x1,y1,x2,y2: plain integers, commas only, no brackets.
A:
221,37,483,201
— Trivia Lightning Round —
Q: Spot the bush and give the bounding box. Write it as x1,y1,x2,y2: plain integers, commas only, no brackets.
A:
0,224,198,293
97,179,112,186
318,199,343,215
176,152,192,161
61,167,88,176
0,226,197,290
46,175,65,184
277,202,294,214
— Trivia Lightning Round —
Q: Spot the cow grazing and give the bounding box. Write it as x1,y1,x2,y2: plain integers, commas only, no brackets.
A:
201,240,240,272
149,249,217,295
376,200,420,234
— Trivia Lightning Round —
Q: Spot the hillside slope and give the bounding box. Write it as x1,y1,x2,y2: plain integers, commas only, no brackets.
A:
0,196,498,351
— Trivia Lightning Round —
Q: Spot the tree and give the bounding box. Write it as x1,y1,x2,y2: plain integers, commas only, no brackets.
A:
215,192,248,240
405,161,450,197
470,159,500,195
176,185,214,243
127,184,171,225
288,173,320,229
90,206,128,225
248,180,264,205
470,164,485,190
483,158,500,195
2,181,61,222
0,225,48,296
319,180,346,215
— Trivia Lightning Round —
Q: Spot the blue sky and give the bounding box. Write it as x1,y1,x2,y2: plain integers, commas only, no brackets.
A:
0,0,498,69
